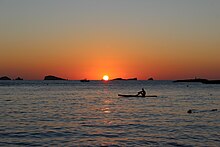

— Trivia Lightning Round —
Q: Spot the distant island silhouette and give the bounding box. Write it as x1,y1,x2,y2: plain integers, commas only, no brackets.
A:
111,78,137,81
0,76,11,80
174,78,220,84
202,80,220,84
148,77,154,80
80,79,90,82
0,75,219,83
44,75,67,80
14,77,23,80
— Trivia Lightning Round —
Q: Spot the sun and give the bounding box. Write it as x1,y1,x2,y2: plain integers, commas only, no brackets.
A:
103,75,109,81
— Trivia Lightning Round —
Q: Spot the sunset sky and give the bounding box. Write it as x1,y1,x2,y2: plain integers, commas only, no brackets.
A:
0,0,219,80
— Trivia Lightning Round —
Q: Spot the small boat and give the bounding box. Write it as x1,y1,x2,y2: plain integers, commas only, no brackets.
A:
80,79,90,82
118,94,157,97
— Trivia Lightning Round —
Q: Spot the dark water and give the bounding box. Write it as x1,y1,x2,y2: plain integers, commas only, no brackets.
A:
0,80,220,146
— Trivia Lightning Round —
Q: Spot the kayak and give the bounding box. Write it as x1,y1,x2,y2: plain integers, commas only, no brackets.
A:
118,94,157,97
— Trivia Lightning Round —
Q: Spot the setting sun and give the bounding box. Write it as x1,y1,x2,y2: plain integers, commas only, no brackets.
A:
103,75,109,81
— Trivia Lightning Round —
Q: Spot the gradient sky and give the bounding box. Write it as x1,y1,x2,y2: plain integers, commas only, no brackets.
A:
0,0,220,80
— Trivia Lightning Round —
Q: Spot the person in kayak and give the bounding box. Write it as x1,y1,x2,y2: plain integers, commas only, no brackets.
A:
137,88,146,97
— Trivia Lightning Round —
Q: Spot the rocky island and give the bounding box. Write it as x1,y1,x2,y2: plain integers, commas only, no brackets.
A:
0,76,11,80
14,77,23,80
202,80,220,84
80,79,90,82
44,75,67,80
148,77,154,80
173,78,220,84
111,78,137,81
173,78,208,83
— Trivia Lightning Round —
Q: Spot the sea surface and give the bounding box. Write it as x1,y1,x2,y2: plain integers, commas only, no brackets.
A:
0,80,220,146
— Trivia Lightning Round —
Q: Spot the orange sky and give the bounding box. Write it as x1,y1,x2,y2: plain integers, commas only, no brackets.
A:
0,1,220,80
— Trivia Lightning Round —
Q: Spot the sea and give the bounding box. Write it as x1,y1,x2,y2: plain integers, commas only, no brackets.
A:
0,80,219,146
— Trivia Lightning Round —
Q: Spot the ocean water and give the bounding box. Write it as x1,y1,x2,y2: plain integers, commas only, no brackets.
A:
0,80,220,146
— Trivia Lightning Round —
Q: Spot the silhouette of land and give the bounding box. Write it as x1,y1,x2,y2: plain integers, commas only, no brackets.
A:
0,76,11,80
44,75,67,80
14,77,23,80
201,80,220,84
148,77,154,80
111,78,137,81
80,79,90,82
173,78,208,83
174,78,220,84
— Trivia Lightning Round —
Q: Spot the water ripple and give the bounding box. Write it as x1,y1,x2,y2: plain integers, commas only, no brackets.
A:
0,81,219,146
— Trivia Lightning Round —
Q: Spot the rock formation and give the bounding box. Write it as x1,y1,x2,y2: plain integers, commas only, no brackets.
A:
14,77,23,80
112,78,137,81
148,77,154,80
44,75,67,80
0,76,11,80
174,78,220,84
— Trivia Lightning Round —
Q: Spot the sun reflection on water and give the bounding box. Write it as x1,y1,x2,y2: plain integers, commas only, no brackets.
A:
101,107,111,113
